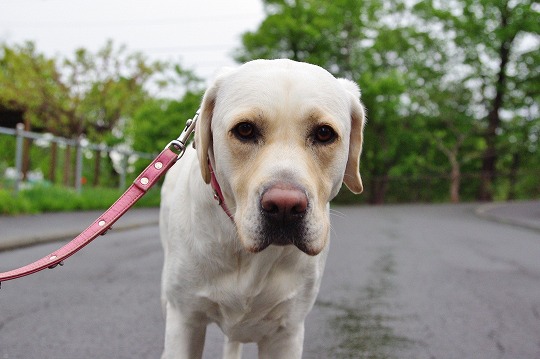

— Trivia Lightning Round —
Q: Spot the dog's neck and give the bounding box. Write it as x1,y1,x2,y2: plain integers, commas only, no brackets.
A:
208,161,234,220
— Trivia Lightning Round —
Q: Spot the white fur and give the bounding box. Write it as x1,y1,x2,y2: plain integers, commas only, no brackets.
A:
160,59,364,358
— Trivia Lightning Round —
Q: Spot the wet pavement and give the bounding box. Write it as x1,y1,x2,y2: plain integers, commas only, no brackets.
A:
319,203,540,359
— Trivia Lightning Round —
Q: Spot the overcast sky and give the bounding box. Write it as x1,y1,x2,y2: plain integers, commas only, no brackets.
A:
0,0,265,81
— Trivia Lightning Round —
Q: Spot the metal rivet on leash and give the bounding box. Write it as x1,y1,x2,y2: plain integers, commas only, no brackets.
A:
98,220,111,235
47,255,64,269
154,162,163,170
48,261,64,270
140,177,149,185
213,190,222,205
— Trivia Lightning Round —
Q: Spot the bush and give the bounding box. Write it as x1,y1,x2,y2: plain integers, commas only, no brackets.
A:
0,189,34,215
21,185,83,212
1,184,161,216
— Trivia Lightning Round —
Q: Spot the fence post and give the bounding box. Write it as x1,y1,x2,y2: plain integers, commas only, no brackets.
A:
14,123,25,194
75,135,84,193
49,141,58,184
119,152,128,190
93,145,104,187
63,143,72,187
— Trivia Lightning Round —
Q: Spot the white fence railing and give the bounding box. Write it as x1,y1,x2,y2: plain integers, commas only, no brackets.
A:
0,124,155,193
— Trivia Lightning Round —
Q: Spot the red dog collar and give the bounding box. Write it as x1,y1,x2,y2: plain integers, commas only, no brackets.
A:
209,161,234,220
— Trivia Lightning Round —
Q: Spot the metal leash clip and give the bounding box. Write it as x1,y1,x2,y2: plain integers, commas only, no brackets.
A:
166,109,200,160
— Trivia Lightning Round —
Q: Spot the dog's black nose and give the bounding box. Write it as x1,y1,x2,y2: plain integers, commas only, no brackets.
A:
261,184,308,221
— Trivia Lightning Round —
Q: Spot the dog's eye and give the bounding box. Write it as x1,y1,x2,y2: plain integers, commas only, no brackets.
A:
314,125,336,143
233,122,257,141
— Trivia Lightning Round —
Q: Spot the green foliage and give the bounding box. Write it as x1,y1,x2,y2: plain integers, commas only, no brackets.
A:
61,40,166,142
130,91,203,154
0,134,15,169
412,0,540,200
236,0,540,203
0,42,69,130
0,185,161,216
0,40,197,144
128,91,203,177
0,189,33,215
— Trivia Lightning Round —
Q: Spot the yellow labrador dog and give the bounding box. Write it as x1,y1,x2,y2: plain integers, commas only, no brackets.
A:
160,59,365,359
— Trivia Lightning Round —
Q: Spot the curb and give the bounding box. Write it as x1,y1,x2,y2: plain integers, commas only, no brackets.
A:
475,202,540,233
0,218,159,252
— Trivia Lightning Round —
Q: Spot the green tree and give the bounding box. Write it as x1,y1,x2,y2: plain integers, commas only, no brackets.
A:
128,90,203,176
1,40,175,142
130,91,202,154
236,0,539,203
0,42,70,132
0,42,71,181
62,40,168,143
236,0,444,203
413,0,540,200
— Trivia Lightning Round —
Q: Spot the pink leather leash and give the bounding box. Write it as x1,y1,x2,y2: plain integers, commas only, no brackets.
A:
0,149,177,283
0,110,200,285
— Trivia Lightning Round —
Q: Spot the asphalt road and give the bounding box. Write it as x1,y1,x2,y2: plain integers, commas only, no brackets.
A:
1,204,539,359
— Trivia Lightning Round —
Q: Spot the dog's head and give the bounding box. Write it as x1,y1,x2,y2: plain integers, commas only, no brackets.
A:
195,59,365,256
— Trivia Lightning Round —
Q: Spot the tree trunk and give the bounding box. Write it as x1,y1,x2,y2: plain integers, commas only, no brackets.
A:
507,152,520,200
370,175,388,204
478,5,513,201
449,161,460,203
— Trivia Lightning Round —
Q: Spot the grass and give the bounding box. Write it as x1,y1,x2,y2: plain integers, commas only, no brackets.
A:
0,184,161,215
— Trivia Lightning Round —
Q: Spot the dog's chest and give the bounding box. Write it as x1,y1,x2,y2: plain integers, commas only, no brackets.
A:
199,251,311,342
213,289,295,342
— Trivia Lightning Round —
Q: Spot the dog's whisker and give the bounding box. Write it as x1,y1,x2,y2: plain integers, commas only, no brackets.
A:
329,223,339,237
329,208,347,219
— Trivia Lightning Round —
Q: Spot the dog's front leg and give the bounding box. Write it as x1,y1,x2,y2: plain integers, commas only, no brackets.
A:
223,337,242,359
162,301,207,359
257,323,305,359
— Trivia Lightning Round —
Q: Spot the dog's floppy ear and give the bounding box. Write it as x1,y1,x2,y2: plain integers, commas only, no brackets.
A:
338,78,365,194
195,85,217,184
195,68,235,184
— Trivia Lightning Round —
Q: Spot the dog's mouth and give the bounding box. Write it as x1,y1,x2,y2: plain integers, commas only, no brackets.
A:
263,219,306,246
238,182,326,256
245,214,320,255
240,213,325,256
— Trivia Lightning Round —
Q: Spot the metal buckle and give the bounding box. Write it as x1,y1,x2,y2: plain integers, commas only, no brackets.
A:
165,109,200,160
213,189,222,205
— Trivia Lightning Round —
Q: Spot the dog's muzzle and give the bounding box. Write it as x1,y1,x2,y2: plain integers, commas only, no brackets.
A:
256,183,311,253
